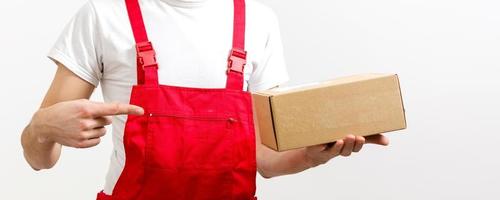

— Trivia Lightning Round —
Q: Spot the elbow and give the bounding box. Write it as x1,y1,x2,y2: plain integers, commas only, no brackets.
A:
257,167,276,179
23,151,42,171
260,174,274,179
21,139,58,171
36,160,58,170
21,124,59,171
23,151,56,171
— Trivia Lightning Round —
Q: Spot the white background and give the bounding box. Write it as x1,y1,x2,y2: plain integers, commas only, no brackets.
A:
1,0,499,199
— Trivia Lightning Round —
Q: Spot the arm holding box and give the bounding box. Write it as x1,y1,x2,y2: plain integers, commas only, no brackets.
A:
254,102,389,178
252,74,405,178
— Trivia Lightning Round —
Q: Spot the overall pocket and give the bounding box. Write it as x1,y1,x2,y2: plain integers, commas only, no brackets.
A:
146,113,238,170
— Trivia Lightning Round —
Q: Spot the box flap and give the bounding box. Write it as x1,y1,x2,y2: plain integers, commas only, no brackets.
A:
261,73,397,96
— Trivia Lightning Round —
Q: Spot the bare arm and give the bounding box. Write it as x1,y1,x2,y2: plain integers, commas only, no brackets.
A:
21,63,143,170
254,87,390,178
21,63,94,170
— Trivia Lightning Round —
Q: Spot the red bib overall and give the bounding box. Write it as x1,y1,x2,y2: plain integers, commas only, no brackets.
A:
96,0,257,199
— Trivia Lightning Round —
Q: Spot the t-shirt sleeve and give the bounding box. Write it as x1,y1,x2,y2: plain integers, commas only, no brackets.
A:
247,10,290,92
47,2,103,87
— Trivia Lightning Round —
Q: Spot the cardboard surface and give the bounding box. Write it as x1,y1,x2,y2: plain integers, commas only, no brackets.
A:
252,74,406,151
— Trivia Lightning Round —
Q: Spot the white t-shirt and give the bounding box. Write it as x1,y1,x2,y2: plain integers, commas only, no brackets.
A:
47,0,289,195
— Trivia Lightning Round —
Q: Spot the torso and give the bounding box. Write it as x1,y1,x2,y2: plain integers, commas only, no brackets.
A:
87,0,278,194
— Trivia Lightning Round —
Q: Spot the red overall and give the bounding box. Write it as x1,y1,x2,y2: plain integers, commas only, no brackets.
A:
96,0,257,199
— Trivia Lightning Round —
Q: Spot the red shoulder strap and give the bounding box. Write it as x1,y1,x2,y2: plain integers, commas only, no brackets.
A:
225,0,247,90
125,0,246,90
125,0,158,86
125,0,148,43
232,0,245,50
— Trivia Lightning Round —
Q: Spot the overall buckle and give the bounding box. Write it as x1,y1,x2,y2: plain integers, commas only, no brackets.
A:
227,48,247,74
136,41,158,69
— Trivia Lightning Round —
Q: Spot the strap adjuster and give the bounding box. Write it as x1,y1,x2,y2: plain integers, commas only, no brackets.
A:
227,48,247,74
136,41,158,69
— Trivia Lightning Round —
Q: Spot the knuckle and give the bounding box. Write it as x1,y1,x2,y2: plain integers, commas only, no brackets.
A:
98,128,107,136
112,103,121,114
78,107,92,117
328,148,340,155
94,138,102,145
76,132,87,140
78,120,91,130
88,138,101,148
104,117,113,125
77,130,89,139
356,136,365,142
75,141,87,149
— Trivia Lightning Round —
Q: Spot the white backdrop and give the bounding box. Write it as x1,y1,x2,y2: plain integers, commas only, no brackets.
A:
1,0,499,199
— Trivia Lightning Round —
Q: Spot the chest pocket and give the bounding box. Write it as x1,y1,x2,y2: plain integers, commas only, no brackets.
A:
145,112,239,170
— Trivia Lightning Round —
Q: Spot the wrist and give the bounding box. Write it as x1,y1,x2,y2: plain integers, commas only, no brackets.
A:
300,148,317,169
30,108,54,144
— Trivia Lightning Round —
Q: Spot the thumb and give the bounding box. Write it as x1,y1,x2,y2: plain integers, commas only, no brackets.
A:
365,134,389,146
89,102,144,117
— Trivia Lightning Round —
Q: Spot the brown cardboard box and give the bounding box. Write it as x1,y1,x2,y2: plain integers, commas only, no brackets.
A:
252,74,406,152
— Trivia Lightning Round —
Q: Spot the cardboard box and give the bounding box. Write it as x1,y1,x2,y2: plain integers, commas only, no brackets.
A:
252,74,406,152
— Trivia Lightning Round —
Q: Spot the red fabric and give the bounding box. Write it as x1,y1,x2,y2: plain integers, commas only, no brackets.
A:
225,0,246,90
96,0,256,199
125,0,149,85
97,191,112,200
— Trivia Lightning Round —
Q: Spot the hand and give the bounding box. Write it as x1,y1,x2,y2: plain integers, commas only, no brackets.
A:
304,134,389,167
30,99,144,148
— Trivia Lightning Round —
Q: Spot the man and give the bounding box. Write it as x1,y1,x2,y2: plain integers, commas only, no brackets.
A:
21,0,389,199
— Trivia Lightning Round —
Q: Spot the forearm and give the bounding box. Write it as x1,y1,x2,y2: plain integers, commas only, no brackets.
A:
257,145,313,178
21,111,62,170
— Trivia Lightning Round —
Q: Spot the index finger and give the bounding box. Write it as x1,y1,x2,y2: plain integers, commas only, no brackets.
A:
89,102,144,117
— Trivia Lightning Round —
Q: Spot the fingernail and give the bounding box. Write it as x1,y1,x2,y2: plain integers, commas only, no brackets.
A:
135,107,144,115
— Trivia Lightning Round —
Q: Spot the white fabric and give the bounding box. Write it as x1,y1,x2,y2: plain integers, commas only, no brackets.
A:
47,0,289,195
